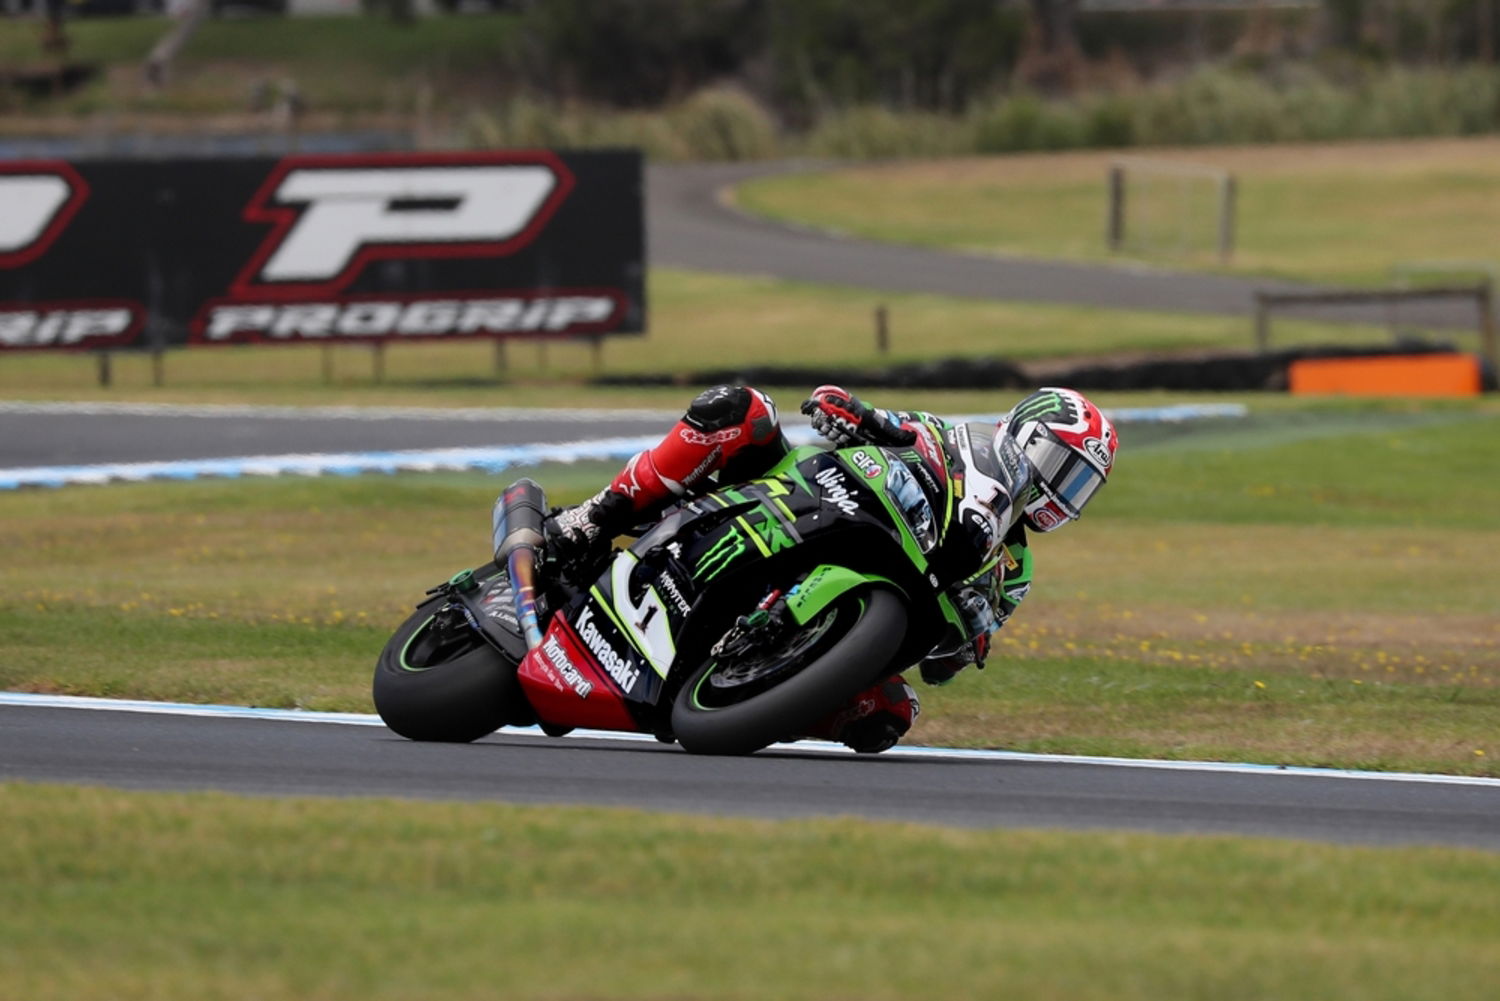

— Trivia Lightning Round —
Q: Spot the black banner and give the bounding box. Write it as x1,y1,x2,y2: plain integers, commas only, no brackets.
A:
0,149,644,352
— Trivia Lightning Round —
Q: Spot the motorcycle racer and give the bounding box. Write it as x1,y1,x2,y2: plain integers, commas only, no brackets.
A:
545,383,1118,753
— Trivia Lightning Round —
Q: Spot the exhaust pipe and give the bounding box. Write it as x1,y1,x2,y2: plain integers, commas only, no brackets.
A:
491,479,548,651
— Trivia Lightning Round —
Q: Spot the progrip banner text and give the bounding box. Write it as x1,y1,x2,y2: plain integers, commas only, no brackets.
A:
0,149,644,352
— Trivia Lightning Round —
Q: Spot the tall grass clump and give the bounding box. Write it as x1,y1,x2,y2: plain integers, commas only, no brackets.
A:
803,105,971,159
969,93,1088,152
457,62,1500,161
1129,67,1288,145
665,86,780,161
461,97,691,160
1355,65,1500,138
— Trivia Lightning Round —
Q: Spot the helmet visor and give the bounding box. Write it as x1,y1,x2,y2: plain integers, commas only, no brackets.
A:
1027,426,1107,519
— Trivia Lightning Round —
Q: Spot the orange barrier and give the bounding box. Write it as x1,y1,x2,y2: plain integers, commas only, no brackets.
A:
1288,353,1483,397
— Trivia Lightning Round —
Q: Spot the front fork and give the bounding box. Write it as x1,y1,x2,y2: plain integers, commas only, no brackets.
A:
711,588,789,660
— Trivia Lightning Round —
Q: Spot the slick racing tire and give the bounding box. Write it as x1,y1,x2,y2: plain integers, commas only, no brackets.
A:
671,586,907,756
373,599,524,743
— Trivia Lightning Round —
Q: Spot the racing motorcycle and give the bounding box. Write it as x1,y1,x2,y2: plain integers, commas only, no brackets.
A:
372,433,978,755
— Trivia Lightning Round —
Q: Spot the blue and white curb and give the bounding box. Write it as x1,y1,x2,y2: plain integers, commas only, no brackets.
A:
0,435,670,490
0,402,1246,490
3,691,1493,789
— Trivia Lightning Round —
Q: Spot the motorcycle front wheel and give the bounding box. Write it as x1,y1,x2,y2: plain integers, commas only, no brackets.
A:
671,586,907,756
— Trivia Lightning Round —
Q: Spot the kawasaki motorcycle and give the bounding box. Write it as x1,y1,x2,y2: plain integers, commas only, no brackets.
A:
372,434,976,755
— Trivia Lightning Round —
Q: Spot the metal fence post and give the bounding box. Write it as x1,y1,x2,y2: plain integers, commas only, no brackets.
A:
1479,281,1498,379
1253,292,1270,353
1106,164,1125,253
1218,174,1237,265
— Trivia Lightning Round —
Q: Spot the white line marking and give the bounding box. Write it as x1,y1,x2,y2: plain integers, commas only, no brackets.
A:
4,691,1494,788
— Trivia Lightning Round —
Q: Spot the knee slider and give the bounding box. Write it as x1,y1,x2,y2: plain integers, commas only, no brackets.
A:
684,385,753,432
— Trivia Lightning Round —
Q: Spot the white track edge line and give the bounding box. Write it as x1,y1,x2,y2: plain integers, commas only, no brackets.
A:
4,692,1495,789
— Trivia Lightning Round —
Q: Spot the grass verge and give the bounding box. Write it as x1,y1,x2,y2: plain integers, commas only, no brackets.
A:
0,268,1390,406
0,15,521,117
3,782,1498,1001
735,137,1500,287
2,397,1496,774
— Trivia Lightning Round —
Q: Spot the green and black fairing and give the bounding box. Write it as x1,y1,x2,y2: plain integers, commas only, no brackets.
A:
564,441,972,727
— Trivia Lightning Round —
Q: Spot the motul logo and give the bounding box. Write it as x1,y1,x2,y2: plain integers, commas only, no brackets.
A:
232,152,575,298
0,162,88,268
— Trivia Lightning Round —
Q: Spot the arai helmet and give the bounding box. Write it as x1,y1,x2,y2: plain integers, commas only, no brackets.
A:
1000,387,1117,533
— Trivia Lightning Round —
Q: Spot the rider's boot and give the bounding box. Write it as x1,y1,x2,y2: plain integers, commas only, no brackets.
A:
804,675,920,754
544,486,637,570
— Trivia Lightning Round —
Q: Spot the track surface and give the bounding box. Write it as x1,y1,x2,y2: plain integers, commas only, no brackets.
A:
4,703,1497,850
0,402,673,468
648,162,1475,328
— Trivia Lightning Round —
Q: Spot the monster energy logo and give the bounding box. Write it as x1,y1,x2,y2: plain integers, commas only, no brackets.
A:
1012,391,1074,426
748,510,795,554
695,527,747,581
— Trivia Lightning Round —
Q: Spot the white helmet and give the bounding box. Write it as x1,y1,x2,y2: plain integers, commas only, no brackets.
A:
999,387,1117,533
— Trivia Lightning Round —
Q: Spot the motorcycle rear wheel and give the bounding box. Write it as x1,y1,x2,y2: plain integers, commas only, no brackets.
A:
372,599,525,743
671,586,907,756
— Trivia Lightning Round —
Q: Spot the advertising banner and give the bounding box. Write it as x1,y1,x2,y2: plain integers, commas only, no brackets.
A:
0,149,644,352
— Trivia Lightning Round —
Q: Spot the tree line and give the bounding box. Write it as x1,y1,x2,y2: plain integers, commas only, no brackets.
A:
482,0,1500,115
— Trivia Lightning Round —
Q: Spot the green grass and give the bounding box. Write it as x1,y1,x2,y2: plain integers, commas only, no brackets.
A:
3,782,1498,1001
2,397,1497,774
0,268,1397,407
735,138,1500,287
0,15,522,116
0,15,164,66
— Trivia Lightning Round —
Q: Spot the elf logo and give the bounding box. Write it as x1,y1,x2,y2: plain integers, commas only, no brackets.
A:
231,152,575,299
0,163,89,268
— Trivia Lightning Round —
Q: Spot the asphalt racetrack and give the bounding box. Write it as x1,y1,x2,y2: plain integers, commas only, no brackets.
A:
0,401,677,468
4,699,1498,851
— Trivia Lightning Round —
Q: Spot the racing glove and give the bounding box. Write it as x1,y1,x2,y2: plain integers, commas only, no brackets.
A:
799,385,916,448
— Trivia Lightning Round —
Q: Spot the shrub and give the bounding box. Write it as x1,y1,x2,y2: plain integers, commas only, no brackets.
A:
969,94,1087,153
802,105,970,159
460,63,1500,162
667,86,780,161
